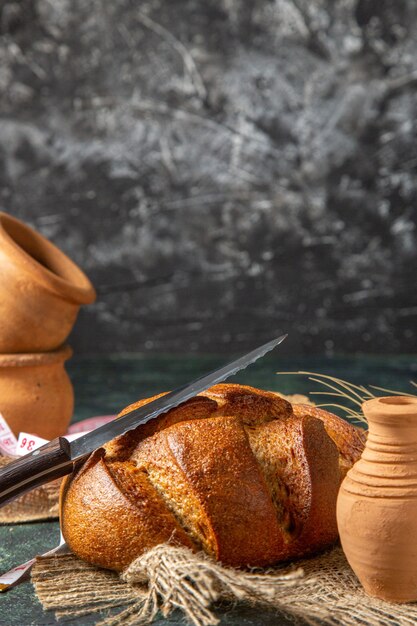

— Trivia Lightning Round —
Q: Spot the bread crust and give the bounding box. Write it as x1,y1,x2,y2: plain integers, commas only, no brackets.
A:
61,384,365,571
134,414,287,566
60,449,193,570
291,403,366,477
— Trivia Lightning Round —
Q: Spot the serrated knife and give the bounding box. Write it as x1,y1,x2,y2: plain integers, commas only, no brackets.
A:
0,334,287,507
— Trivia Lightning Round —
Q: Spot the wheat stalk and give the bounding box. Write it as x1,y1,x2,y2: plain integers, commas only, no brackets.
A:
277,371,417,427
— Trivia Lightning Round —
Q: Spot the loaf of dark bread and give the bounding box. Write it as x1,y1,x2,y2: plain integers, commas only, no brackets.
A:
60,384,365,571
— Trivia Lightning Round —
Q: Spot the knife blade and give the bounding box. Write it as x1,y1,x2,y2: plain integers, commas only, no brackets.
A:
0,334,287,507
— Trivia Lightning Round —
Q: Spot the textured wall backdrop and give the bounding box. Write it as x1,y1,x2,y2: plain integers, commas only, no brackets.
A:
0,0,416,355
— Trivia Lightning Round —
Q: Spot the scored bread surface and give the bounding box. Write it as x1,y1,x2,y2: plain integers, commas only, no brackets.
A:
60,383,365,571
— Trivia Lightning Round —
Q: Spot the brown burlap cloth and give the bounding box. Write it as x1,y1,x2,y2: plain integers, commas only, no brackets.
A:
0,455,60,523
31,542,417,626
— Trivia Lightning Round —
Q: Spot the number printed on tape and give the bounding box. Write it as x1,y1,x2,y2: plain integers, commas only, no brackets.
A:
16,432,49,456
0,413,17,456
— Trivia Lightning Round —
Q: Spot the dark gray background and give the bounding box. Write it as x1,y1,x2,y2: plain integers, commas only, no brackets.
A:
0,0,416,356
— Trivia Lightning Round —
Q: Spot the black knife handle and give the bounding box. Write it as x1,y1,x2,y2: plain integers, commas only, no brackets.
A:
0,437,75,507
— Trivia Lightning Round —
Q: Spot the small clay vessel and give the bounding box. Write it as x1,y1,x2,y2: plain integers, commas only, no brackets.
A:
0,345,74,440
337,395,417,602
0,212,96,353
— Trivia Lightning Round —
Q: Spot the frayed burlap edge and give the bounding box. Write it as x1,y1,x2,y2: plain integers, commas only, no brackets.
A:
32,544,304,626
32,543,417,626
0,456,60,523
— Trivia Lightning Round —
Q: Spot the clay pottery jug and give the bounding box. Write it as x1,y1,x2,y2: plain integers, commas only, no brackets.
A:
0,212,96,353
0,345,74,440
337,395,417,602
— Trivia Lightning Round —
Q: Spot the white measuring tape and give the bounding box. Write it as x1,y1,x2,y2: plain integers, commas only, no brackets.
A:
0,414,18,457
0,412,115,456
0,533,69,591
